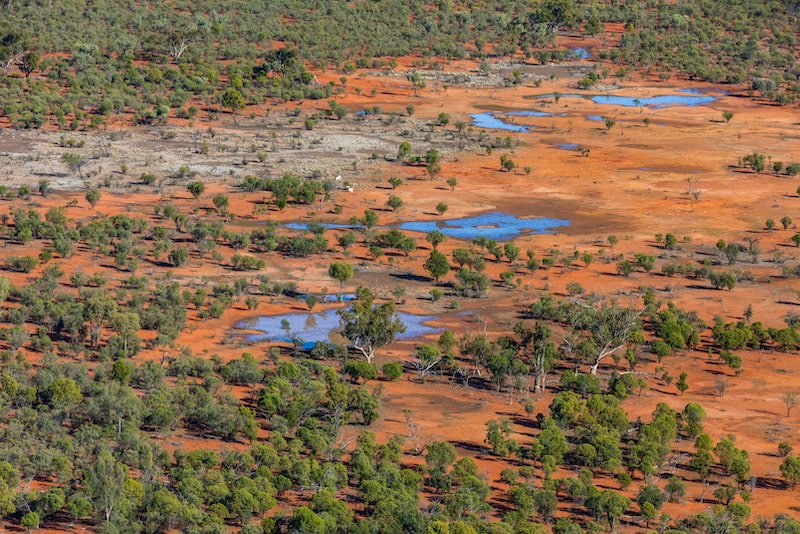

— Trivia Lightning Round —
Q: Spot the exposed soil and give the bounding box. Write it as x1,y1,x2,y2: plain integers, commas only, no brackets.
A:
3,48,800,530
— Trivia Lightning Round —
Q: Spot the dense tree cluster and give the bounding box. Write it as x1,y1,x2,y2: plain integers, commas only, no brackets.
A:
1,0,798,127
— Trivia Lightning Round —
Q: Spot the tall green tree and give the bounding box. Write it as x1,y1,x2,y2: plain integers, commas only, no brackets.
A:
221,88,246,114
424,250,450,282
62,153,85,178
328,261,354,300
84,450,128,523
187,181,205,199
337,287,406,363
514,321,557,393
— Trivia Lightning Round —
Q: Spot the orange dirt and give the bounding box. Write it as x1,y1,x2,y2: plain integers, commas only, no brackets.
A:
4,46,800,530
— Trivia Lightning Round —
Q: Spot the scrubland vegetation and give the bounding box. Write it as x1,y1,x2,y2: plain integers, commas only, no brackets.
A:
0,1,800,533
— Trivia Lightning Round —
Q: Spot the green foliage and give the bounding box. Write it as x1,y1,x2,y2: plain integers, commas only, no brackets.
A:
485,418,518,458
499,154,516,172
387,194,404,211
781,455,800,488
187,181,205,199
425,149,442,179
426,230,447,250
328,261,354,298
381,361,403,381
454,268,489,297
85,189,101,208
424,250,451,282
5,255,39,272
62,152,85,177
231,254,265,271
337,286,406,362
743,152,766,173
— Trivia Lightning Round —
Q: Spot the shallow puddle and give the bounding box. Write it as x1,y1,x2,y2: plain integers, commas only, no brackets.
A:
237,309,441,349
398,211,569,241
285,212,569,242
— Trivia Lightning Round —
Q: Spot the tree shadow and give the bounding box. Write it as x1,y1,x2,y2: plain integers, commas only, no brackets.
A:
390,272,430,283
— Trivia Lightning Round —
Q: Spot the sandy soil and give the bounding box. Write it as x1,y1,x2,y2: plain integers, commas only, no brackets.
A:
3,45,800,531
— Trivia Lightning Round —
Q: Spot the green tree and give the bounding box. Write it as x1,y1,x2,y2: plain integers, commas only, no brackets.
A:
83,289,117,348
664,476,687,503
212,194,229,213
637,484,666,511
328,261,354,300
617,259,634,277
426,149,442,179
337,286,406,363
744,152,766,173
640,501,657,528
682,402,706,437
635,253,656,273
426,441,457,492
85,189,101,208
504,242,521,263
168,246,189,266
291,507,325,534
187,181,205,199
387,194,404,211
426,230,447,250
84,450,128,523
38,179,50,197
500,154,516,172
221,88,246,114
47,377,83,411
62,152,85,178
781,455,800,489
435,202,448,216
337,231,357,251
447,178,458,190
412,343,445,381
424,250,451,282
20,511,40,531
407,71,426,96
676,371,689,395
515,321,557,393
587,490,630,529
397,141,412,161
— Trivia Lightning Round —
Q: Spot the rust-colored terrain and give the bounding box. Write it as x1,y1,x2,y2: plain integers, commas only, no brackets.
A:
2,43,800,531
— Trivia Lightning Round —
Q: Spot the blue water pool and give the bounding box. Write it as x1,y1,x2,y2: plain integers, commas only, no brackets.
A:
571,48,590,59
554,143,581,150
238,309,440,349
534,91,716,108
470,112,530,132
283,212,569,242
590,94,716,107
299,293,356,303
586,115,604,121
285,222,353,231
507,111,551,117
399,211,569,241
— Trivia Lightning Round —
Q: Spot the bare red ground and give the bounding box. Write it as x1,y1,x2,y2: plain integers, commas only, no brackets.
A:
4,47,800,530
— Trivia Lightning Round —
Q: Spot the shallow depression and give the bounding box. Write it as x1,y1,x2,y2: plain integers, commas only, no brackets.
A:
398,211,569,241
469,112,530,132
286,212,570,241
237,309,441,349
